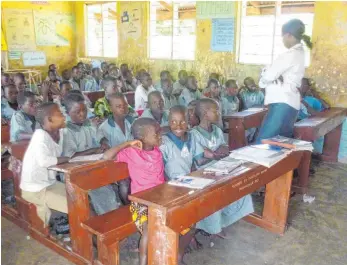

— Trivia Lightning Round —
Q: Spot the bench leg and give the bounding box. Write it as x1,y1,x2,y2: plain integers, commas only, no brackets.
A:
97,238,120,265
321,124,342,162
292,151,311,194
229,119,246,150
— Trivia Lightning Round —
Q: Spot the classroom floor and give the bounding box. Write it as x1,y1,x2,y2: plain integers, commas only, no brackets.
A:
2,160,347,265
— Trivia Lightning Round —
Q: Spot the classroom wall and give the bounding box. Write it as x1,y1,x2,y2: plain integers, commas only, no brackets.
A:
1,1,76,72
76,1,347,108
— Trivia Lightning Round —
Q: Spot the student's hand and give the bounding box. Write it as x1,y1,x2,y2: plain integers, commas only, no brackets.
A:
128,140,142,150
204,148,215,159
215,145,230,157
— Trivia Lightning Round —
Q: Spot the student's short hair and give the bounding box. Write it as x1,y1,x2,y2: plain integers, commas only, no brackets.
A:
195,98,218,120
207,78,219,88
140,72,151,81
302,77,310,85
160,70,170,78
131,117,158,140
60,80,72,89
101,62,108,66
120,63,128,69
36,102,58,126
209,73,220,80
48,64,55,69
225,79,237,88
17,91,35,105
108,63,117,68
77,62,84,67
14,73,25,81
148,91,162,103
169,105,187,120
100,76,117,90
92,67,100,74
108,92,127,102
178,70,187,78
187,100,198,108
244,77,254,85
64,93,85,113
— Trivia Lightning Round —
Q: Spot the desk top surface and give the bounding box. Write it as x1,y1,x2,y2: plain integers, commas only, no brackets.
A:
295,107,346,128
223,108,267,120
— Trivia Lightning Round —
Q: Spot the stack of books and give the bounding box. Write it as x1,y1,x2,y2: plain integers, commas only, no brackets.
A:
262,135,313,152
228,144,290,168
203,157,243,174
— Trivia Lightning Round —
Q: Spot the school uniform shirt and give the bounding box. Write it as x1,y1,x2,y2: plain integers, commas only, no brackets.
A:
154,80,162,91
69,79,80,90
239,89,265,110
134,84,156,111
1,98,18,120
116,147,165,194
160,132,196,180
259,43,305,110
297,96,325,120
81,75,98,92
163,93,178,110
140,109,169,127
172,81,187,96
222,96,240,115
123,78,137,92
190,125,254,234
10,110,40,142
179,88,203,107
97,115,134,147
61,120,99,157
20,129,63,192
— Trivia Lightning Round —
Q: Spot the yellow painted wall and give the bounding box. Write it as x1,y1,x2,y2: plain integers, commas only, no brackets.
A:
1,1,76,73
76,1,347,107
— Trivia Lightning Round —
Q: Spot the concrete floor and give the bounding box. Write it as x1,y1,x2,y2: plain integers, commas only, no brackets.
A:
2,160,347,265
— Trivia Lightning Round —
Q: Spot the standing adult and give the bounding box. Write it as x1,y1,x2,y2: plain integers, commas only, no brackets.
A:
256,19,313,142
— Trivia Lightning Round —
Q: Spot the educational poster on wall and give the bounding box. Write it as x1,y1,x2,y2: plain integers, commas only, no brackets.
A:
3,9,36,51
22,51,46,66
33,11,75,46
8,51,21,60
211,19,235,52
197,1,236,19
120,3,142,40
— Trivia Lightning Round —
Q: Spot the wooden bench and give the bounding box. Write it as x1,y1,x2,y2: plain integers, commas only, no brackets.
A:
83,91,135,108
2,124,10,144
293,107,347,193
129,151,303,265
49,160,136,265
223,108,268,150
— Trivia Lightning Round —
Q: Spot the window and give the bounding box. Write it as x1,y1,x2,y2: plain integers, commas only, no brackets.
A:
238,1,315,66
149,1,196,60
86,2,118,57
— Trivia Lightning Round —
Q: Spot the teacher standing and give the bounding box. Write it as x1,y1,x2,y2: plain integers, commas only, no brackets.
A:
256,19,313,143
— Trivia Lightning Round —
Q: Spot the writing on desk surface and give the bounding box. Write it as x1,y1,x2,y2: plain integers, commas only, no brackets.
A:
232,169,267,191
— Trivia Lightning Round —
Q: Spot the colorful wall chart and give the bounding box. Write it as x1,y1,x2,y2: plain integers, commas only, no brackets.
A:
197,1,236,19
120,2,142,40
211,19,235,52
3,9,36,51
33,11,75,46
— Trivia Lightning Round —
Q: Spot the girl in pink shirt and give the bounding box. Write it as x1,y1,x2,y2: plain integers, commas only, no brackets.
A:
103,117,192,265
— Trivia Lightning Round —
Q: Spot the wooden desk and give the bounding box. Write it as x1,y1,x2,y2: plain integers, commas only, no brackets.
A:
129,152,302,265
1,124,10,144
223,109,268,150
293,107,347,193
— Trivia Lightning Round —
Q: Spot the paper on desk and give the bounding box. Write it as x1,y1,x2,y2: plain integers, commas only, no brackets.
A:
231,108,264,117
69,154,103,163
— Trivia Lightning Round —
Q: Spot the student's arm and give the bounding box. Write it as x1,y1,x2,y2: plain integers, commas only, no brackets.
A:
36,141,69,167
310,90,330,109
259,54,293,86
194,148,215,167
214,145,230,159
301,100,319,116
103,140,142,160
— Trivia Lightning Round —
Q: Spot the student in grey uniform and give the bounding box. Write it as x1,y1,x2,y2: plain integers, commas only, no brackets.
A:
154,70,171,91
172,70,188,96
190,98,254,236
61,93,118,215
161,78,178,110
179,76,203,107
223,79,240,115
10,91,40,142
97,92,135,148
208,78,225,129
141,91,169,127
2,84,19,121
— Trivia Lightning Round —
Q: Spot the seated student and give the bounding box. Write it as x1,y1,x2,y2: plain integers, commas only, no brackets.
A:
1,84,19,121
154,70,171,91
13,73,27,93
1,73,11,91
61,90,94,120
135,69,147,87
121,69,137,92
108,66,120,78
203,73,222,97
173,70,188,97
160,78,178,110
41,77,62,103
223,79,240,115
91,67,102,91
134,72,155,112
141,91,169,127
97,92,134,148
61,69,79,90
298,77,330,120
103,118,193,265
101,62,109,78
190,98,254,237
120,63,129,79
239,77,265,110
179,75,203,107
48,69,60,88
208,78,225,128
71,66,83,89
20,102,69,226
46,64,62,82
10,91,40,142
187,100,200,128
77,62,86,75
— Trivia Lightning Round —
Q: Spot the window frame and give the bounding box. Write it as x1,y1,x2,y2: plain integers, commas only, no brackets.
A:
85,2,119,59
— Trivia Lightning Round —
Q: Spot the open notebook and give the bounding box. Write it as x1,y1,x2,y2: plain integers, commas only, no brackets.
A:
168,176,215,189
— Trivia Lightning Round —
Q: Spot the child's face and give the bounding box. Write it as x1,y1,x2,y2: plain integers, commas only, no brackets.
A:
105,84,120,99
69,102,87,125
205,103,220,123
14,78,26,93
1,75,10,86
5,85,18,103
143,123,162,147
245,78,257,92
109,67,120,78
179,72,188,85
226,84,238,96
170,111,188,138
61,83,73,98
187,77,197,91
101,63,108,73
110,97,129,118
93,68,102,79
209,82,221,98
160,72,170,82
49,71,58,82
49,64,57,71
125,71,134,83
62,70,71,81
72,69,82,79
162,79,173,95
22,96,38,116
188,107,199,128
141,75,153,89
149,94,164,114
300,79,310,97
120,64,128,75
48,105,66,129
